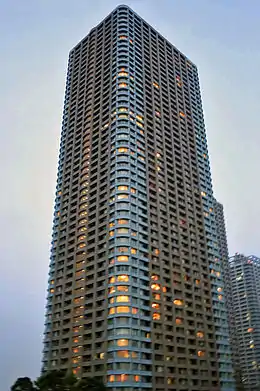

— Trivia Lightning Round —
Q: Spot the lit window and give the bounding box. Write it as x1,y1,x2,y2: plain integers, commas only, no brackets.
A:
130,187,136,194
117,275,129,282
130,248,137,254
118,228,129,234
109,308,116,315
136,121,144,128
153,81,160,89
109,222,115,228
197,350,205,357
117,306,130,313
118,148,128,153
117,255,129,262
179,111,186,118
109,276,116,283
108,375,115,382
109,230,115,237
195,279,200,285
175,318,183,325
117,350,129,358
109,297,115,304
153,313,161,320
118,72,128,77
151,283,160,291
117,339,128,347
109,287,116,294
152,303,160,309
173,299,184,306
250,344,254,349
248,328,254,333
73,348,79,353
50,288,54,293
134,375,140,382
117,285,129,292
196,331,204,338
151,274,159,281
132,307,138,314
154,249,159,255
201,191,206,197
153,293,160,300
118,247,128,253
119,83,127,88
118,194,128,200
218,294,223,300
118,107,128,112
117,295,129,303
119,35,127,40
118,219,129,224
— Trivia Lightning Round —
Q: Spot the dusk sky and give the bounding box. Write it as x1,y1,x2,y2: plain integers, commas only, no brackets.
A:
1,0,260,389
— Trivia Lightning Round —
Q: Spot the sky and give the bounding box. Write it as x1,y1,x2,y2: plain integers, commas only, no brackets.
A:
0,0,259,389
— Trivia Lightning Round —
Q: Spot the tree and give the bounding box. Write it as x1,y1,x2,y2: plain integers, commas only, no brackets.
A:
11,377,36,391
35,370,65,391
75,377,107,391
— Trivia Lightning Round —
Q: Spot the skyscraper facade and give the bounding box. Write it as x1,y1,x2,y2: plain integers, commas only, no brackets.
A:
229,254,260,391
43,5,234,391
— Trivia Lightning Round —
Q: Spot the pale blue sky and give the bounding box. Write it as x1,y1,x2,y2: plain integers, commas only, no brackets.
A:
0,0,259,389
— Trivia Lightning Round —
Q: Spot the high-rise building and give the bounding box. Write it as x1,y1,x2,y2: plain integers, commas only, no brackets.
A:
229,254,260,391
43,5,235,390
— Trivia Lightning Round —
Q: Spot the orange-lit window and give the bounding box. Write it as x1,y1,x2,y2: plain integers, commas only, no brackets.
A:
118,374,128,382
73,348,79,353
109,276,116,283
118,72,128,77
151,274,159,281
119,35,127,40
153,81,159,89
117,255,129,262
78,235,86,241
109,287,116,294
179,111,185,118
117,339,128,347
78,243,86,249
218,295,223,300
118,219,129,224
117,275,129,282
136,121,144,128
117,285,129,292
109,222,115,228
118,194,128,200
175,318,183,325
162,287,167,293
109,230,114,237
134,375,140,382
108,375,115,382
195,279,200,285
109,308,116,315
173,299,184,306
73,338,79,343
130,187,136,194
196,331,204,338
118,107,128,112
50,288,55,293
197,350,205,357
248,328,254,333
118,148,128,154
153,293,160,300
117,295,129,303
152,303,160,309
153,313,161,320
154,249,159,255
132,307,138,314
201,191,206,197
109,258,115,265
119,83,127,88
151,283,160,291
109,297,115,304
131,248,137,254
117,306,130,313
136,114,143,121
117,350,129,358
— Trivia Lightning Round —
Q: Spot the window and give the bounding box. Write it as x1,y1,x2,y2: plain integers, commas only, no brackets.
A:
117,339,128,347
197,350,205,357
118,275,129,282
117,295,129,303
153,313,161,320
118,194,128,200
117,285,129,292
118,219,129,224
118,148,128,154
117,306,130,313
196,331,204,338
118,255,129,262
151,283,160,291
173,299,184,306
176,318,183,325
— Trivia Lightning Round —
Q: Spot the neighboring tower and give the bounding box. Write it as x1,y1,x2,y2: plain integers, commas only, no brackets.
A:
229,254,260,391
43,5,234,391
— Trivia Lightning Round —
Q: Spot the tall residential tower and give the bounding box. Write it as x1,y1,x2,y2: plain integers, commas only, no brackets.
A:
229,254,260,391
43,5,234,391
